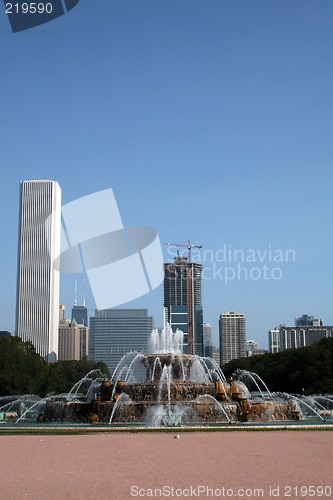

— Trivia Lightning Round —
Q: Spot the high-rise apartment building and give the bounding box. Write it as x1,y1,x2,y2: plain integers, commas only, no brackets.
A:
59,304,89,360
58,318,80,361
89,309,154,374
16,180,61,361
219,312,246,366
163,256,203,355
268,319,332,353
268,328,282,353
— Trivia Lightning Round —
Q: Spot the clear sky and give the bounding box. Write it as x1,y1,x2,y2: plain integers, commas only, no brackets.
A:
1,0,332,348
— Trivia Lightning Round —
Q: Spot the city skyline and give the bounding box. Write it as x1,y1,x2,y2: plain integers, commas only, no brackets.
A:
4,178,333,351
1,2,332,349
0,3,331,495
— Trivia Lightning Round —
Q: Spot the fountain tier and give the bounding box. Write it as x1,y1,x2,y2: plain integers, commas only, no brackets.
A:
37,353,302,425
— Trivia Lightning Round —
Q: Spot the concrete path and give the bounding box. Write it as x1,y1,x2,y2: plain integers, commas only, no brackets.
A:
1,431,332,499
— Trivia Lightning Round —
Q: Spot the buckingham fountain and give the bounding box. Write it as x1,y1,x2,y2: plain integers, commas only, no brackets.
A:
86,326,303,426
1,326,332,427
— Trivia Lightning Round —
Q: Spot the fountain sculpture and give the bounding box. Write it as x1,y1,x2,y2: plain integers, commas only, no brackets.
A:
1,326,332,427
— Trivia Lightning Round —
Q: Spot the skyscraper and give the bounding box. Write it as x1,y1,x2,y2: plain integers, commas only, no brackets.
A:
71,279,88,326
219,312,246,366
16,180,61,361
203,322,213,358
163,256,203,355
89,308,154,373
58,318,80,361
59,304,89,360
72,305,88,326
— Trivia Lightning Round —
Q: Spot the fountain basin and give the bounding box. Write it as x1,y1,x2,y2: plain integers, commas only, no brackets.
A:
35,353,302,425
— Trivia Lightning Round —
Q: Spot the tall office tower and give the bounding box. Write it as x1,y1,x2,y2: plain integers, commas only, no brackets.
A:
89,309,154,374
72,305,88,326
219,312,246,366
203,322,213,358
16,180,61,361
71,279,88,326
78,323,89,360
163,256,203,355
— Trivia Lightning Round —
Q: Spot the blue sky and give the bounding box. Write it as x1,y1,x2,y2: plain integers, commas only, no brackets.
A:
1,0,332,348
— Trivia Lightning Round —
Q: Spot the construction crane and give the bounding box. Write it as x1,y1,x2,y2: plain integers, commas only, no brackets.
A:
163,240,202,262
163,240,202,355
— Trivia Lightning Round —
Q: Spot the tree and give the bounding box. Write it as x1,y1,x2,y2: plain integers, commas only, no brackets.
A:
0,337,47,395
221,337,333,394
44,360,110,395
0,337,110,397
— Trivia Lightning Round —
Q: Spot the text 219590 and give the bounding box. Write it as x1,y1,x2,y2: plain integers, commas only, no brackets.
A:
5,3,53,14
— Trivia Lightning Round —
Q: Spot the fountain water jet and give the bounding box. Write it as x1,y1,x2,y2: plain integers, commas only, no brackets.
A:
8,327,333,427
80,327,305,426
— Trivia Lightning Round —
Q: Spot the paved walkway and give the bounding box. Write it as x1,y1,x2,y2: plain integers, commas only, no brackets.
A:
1,431,332,499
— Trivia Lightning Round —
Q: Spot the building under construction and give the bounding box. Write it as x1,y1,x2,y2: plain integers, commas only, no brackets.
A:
163,256,204,356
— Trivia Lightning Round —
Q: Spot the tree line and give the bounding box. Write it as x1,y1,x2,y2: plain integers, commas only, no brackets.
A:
222,337,333,394
1,335,332,397
0,336,110,397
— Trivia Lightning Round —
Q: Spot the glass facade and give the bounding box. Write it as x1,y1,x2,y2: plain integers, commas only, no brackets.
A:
72,305,88,326
89,308,154,374
203,322,213,358
163,257,203,356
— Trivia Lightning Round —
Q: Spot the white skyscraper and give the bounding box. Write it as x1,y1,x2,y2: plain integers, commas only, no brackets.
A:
16,180,61,361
